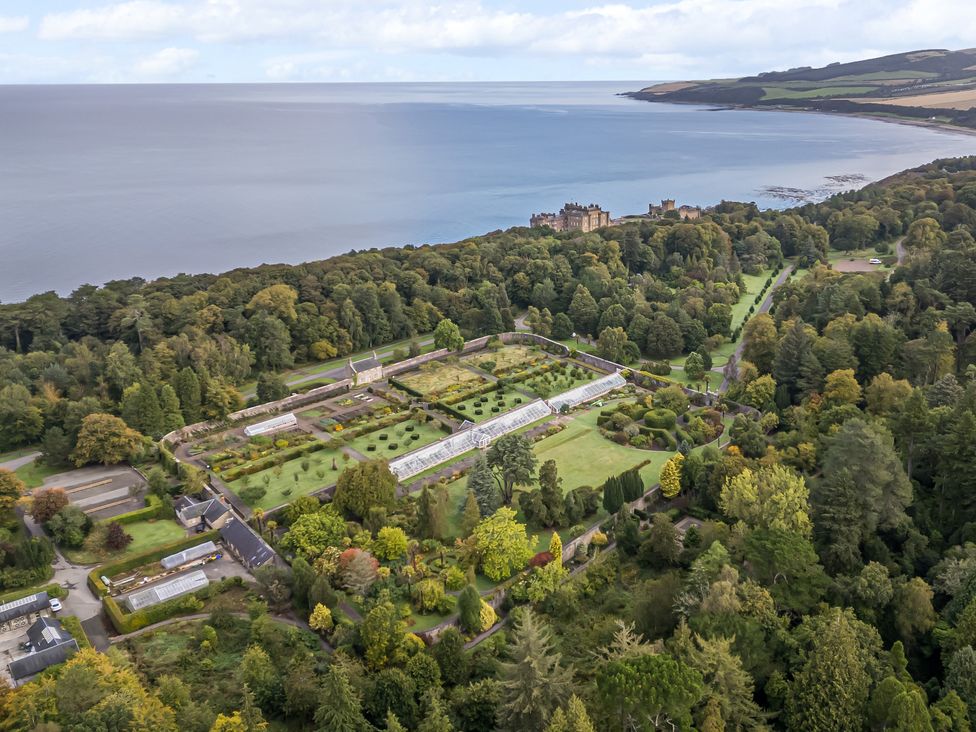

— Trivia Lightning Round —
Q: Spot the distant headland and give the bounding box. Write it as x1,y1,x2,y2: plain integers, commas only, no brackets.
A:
626,48,976,133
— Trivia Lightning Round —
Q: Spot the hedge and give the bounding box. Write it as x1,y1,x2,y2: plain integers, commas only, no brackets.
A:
389,378,424,398
221,440,327,481
101,494,169,527
88,530,219,597
60,615,92,649
0,582,66,604
104,576,244,634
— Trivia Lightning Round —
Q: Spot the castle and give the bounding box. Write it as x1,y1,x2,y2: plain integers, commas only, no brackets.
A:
530,202,610,232
648,199,702,221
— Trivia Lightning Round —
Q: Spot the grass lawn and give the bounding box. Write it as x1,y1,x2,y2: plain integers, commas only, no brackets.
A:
532,406,671,492
15,460,64,489
227,448,356,510
346,420,445,459
0,446,39,464
62,519,186,565
730,268,774,333
557,338,596,354
400,362,485,397
451,391,528,422
761,85,878,100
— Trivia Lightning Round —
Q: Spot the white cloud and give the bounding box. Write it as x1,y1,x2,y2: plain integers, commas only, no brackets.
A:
0,15,28,33
32,0,976,81
133,47,199,76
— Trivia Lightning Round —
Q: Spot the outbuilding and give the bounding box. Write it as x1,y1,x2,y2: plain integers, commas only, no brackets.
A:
220,518,274,569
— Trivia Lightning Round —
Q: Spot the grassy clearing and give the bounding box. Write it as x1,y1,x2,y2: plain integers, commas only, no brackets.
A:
15,460,63,489
729,268,774,332
62,519,187,565
227,448,355,510
400,362,485,397
345,420,445,459
762,85,878,100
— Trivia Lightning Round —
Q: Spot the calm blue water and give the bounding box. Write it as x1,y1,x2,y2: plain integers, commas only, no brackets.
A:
1,81,974,301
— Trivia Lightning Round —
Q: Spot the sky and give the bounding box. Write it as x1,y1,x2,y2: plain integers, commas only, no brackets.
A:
0,0,973,84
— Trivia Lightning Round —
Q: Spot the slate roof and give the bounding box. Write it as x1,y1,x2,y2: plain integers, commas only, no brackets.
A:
0,592,49,624
350,355,382,373
220,518,274,568
26,617,73,651
9,640,78,680
177,497,230,525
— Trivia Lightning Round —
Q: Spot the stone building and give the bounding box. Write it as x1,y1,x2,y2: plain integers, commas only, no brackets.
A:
648,199,702,220
346,353,384,386
530,203,610,232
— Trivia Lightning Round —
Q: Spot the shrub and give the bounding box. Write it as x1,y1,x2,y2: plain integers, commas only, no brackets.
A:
367,444,377,451
529,551,555,568
645,408,677,429
444,565,466,591
411,433,420,440
491,406,500,413
474,409,483,416
105,522,133,551
405,425,415,432
591,531,608,547
388,443,398,450
412,578,446,613
379,433,388,441
239,484,267,504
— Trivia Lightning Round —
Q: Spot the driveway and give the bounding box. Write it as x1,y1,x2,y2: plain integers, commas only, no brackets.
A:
0,451,40,472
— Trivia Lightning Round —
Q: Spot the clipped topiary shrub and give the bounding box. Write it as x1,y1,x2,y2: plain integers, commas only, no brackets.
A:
645,408,677,430
378,433,388,441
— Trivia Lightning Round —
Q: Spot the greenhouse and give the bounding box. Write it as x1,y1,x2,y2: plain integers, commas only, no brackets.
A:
124,570,210,612
160,541,218,570
389,399,552,480
547,372,627,413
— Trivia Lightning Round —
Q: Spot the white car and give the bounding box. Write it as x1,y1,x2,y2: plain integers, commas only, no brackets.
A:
869,258,882,265
48,598,62,613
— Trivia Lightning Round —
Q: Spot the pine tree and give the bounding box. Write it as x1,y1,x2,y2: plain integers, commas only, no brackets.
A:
461,490,481,537
314,664,370,732
121,381,164,438
417,692,453,732
385,712,408,732
602,475,624,514
173,367,202,424
159,384,184,433
467,456,501,516
458,585,482,635
545,695,595,732
498,609,574,731
549,532,563,565
659,454,684,499
538,459,566,527
784,609,871,732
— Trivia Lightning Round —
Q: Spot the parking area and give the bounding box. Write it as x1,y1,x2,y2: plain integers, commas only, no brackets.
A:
41,465,148,521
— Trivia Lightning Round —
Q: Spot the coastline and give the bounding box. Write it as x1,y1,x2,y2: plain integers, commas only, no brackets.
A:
623,93,976,138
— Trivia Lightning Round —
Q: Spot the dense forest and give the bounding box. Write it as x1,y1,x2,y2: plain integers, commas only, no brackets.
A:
4,156,976,730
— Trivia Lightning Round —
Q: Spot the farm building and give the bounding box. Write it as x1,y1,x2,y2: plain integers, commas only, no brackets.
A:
8,617,79,682
124,570,209,612
220,518,274,568
160,541,219,570
174,495,231,530
0,592,51,631
244,413,297,437
347,353,384,385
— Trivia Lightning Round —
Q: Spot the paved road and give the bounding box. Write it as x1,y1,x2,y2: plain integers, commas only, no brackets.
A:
895,236,907,265
0,451,40,472
718,264,794,393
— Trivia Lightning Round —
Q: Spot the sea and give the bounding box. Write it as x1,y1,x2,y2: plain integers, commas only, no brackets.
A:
1,81,974,302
